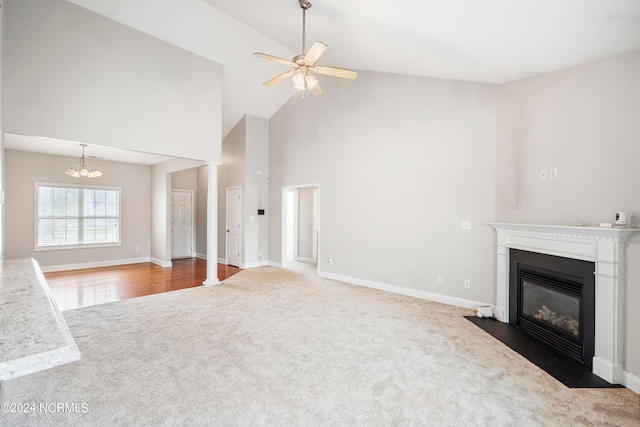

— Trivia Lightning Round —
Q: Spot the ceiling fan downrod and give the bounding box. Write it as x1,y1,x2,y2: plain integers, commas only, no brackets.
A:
299,0,312,55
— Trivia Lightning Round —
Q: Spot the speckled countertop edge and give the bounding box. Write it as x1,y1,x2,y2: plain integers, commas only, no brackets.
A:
0,259,80,381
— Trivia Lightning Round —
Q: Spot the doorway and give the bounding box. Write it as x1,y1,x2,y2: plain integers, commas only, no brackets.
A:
226,187,242,267
282,185,320,274
171,190,194,259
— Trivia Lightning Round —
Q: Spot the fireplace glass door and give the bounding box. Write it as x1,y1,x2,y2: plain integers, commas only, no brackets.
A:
518,269,584,362
522,280,580,340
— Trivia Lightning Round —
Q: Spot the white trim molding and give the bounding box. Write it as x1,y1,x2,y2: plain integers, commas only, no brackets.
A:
242,261,269,269
488,223,638,385
151,257,172,268
622,371,640,394
319,271,487,312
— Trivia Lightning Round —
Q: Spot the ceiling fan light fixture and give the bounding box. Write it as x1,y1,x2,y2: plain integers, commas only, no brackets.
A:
292,70,319,92
305,74,318,89
253,0,356,95
292,71,306,89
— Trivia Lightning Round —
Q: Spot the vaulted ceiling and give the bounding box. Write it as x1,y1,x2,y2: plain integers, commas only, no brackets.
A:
55,0,640,140
10,0,637,162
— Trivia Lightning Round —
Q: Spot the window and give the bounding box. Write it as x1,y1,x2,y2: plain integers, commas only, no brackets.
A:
36,183,121,250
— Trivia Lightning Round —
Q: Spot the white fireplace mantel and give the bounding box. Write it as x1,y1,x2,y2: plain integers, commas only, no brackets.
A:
488,222,638,384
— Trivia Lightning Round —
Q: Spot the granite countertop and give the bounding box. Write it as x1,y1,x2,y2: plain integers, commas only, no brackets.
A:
0,258,80,381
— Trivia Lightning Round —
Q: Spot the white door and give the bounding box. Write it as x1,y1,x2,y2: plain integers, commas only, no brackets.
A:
226,187,241,267
171,190,193,259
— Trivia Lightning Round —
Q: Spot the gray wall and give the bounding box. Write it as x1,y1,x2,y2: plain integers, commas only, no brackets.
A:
4,149,151,268
2,0,222,269
3,0,222,162
218,117,246,263
496,50,640,378
218,114,270,267
297,187,315,261
269,71,497,303
244,115,269,267
172,169,197,192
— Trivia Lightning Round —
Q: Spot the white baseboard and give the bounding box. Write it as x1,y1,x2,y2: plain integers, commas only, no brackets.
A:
318,271,490,312
195,253,207,260
41,257,151,273
296,257,315,263
217,257,226,264
268,261,284,268
623,370,640,394
242,261,269,269
150,257,172,268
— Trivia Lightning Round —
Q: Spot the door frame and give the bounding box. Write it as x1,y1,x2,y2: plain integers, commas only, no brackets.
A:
225,186,242,266
170,189,195,259
281,184,320,272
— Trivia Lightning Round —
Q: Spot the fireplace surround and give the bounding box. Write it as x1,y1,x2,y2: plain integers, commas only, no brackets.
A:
488,223,638,384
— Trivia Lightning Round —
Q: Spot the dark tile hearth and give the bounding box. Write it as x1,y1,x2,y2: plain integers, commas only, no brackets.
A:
465,316,622,389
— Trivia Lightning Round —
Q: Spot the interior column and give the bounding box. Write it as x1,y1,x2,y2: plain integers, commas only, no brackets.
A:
203,161,221,285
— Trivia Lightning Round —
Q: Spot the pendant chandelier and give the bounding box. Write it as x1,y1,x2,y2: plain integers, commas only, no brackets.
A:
65,144,102,178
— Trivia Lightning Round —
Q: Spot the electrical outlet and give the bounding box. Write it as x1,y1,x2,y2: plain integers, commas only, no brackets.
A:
327,258,334,265
135,246,139,252
258,249,263,256
550,167,557,180
438,276,444,284
464,280,471,289
540,169,547,180
461,221,471,230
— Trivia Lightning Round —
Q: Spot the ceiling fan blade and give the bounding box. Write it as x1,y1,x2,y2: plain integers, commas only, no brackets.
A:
253,52,296,67
304,41,328,64
310,82,323,96
263,70,296,87
315,66,357,80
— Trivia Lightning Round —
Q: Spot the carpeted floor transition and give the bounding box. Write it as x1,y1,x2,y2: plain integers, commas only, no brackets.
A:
1,267,639,426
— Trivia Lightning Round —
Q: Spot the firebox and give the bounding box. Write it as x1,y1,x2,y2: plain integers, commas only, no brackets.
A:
509,249,595,367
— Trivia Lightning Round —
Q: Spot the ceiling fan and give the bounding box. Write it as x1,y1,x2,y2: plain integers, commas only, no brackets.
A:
253,0,357,96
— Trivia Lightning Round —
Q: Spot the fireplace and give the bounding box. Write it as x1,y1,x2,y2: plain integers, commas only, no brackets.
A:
488,223,638,386
509,249,595,367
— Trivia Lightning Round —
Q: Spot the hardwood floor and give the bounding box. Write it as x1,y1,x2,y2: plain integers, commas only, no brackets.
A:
45,258,241,311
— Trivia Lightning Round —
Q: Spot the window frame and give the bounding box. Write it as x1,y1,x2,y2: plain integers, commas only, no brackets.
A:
34,182,122,251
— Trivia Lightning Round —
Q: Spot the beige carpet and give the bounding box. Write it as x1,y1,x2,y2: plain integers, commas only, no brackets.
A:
1,267,639,426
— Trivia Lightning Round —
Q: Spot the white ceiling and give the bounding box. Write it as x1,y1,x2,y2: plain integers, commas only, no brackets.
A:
13,0,640,162
205,0,640,83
